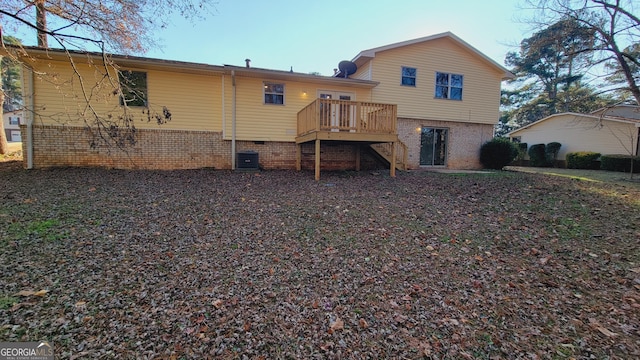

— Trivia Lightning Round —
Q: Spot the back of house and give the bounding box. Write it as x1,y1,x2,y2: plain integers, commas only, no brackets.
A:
10,32,511,173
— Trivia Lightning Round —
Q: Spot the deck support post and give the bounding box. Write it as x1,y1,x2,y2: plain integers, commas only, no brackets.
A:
315,139,321,181
296,143,301,171
390,141,396,178
355,144,361,171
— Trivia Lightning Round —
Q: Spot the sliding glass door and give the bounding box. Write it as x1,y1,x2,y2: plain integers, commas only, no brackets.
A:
420,127,448,166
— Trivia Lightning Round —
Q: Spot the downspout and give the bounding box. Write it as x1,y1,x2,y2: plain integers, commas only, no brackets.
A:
231,70,236,170
221,75,225,139
22,64,34,169
636,124,640,156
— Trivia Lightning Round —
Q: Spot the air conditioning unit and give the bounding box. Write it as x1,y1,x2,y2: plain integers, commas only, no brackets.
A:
236,151,259,170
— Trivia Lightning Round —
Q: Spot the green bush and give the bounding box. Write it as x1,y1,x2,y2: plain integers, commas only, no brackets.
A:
546,142,562,164
600,154,640,173
566,151,601,169
528,143,549,167
516,142,528,161
479,138,519,170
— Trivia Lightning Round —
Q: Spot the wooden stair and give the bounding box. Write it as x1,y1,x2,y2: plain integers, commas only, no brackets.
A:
370,141,408,171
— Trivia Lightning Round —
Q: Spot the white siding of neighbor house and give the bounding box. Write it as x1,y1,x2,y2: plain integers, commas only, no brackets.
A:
511,114,639,159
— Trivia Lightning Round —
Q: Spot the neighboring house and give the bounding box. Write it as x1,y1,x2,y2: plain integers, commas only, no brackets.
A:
508,105,640,161
10,32,512,178
3,110,23,142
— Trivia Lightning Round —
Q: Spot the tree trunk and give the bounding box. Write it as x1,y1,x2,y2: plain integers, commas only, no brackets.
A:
36,0,47,48
0,85,8,155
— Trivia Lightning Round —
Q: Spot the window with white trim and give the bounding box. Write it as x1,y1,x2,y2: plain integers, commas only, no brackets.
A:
401,67,416,86
118,70,148,107
264,82,284,105
435,72,463,100
9,116,20,125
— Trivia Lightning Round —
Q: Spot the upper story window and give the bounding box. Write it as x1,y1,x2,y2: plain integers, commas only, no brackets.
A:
118,70,148,107
401,67,416,86
9,116,20,125
435,72,463,100
264,82,284,105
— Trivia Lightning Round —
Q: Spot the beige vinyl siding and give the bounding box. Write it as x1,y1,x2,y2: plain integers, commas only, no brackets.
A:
352,62,372,80
224,77,372,142
513,114,639,159
368,37,503,125
28,59,222,131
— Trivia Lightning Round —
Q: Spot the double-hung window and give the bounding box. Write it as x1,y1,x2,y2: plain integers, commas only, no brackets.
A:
118,70,148,107
401,67,416,86
264,82,284,105
435,72,463,100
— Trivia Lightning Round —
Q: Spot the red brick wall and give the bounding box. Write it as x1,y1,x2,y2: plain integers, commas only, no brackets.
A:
397,118,494,169
22,125,385,171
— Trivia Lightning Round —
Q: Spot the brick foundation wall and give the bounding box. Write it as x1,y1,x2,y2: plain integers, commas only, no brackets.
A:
22,125,385,171
397,118,494,169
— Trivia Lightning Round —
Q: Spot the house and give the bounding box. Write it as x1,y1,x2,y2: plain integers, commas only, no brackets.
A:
508,105,640,161
3,110,23,142
10,32,512,178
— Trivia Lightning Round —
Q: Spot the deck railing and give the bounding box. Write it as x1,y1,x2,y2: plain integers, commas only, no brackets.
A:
297,99,397,136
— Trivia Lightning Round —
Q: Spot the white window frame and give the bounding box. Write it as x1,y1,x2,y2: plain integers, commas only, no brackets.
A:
435,72,463,100
118,70,148,107
264,82,285,105
401,66,417,87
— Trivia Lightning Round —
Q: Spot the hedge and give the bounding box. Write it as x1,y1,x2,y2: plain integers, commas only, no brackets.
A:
600,154,640,173
528,144,548,167
479,138,519,170
566,151,601,169
546,142,562,163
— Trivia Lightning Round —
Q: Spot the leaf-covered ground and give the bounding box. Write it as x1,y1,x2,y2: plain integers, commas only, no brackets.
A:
1,163,639,359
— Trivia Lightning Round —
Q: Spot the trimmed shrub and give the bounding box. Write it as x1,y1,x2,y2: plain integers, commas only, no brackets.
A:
566,151,601,169
600,154,640,173
546,142,562,164
479,138,519,170
528,143,548,167
516,142,528,162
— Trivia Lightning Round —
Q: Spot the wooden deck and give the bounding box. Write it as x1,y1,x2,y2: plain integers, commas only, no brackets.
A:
296,99,400,180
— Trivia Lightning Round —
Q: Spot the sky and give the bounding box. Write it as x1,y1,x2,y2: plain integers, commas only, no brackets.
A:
140,0,536,75
10,0,539,76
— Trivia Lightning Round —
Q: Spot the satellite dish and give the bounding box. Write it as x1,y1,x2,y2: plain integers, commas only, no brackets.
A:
338,60,357,78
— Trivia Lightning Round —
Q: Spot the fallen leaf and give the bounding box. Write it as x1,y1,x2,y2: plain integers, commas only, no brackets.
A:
597,326,618,337
539,255,552,265
359,318,368,329
330,317,344,332
212,299,223,309
15,290,35,297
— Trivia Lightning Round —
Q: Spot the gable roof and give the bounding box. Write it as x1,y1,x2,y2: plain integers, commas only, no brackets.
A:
508,110,640,136
348,31,515,80
590,104,640,120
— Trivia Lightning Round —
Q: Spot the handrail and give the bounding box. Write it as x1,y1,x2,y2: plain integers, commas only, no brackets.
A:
297,99,396,136
371,140,408,170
